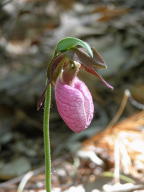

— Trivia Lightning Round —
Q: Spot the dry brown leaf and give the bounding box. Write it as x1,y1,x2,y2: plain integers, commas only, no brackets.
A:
81,111,144,177
92,5,130,22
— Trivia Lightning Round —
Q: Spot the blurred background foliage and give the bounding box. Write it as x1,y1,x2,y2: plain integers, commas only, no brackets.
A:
0,0,144,182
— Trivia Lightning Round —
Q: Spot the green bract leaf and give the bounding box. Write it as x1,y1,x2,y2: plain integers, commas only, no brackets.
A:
55,37,93,57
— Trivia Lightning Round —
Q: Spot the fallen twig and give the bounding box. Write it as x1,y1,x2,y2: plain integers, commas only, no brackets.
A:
0,167,44,190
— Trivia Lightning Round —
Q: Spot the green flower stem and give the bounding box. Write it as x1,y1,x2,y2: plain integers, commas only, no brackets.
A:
43,83,52,192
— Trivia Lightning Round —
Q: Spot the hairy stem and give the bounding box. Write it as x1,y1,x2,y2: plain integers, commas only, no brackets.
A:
43,84,52,192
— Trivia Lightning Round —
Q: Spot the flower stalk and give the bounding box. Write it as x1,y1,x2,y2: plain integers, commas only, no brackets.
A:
43,83,52,192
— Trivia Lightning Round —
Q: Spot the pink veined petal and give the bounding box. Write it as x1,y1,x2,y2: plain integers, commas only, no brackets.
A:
55,77,94,133
74,78,94,124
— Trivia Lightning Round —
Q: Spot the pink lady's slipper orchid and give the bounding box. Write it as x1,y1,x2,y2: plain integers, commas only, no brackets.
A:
55,76,94,133
52,60,94,133
38,46,113,132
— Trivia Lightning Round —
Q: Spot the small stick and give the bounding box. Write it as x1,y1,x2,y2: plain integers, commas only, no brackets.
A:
17,171,34,192
129,94,144,110
107,89,130,130
0,167,44,189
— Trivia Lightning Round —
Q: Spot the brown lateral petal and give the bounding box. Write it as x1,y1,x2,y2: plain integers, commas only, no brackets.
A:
48,54,71,85
47,54,66,80
82,65,114,90
38,54,68,110
37,80,51,111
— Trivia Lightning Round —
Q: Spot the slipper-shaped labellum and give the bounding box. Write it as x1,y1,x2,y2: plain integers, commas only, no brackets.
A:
55,77,94,133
